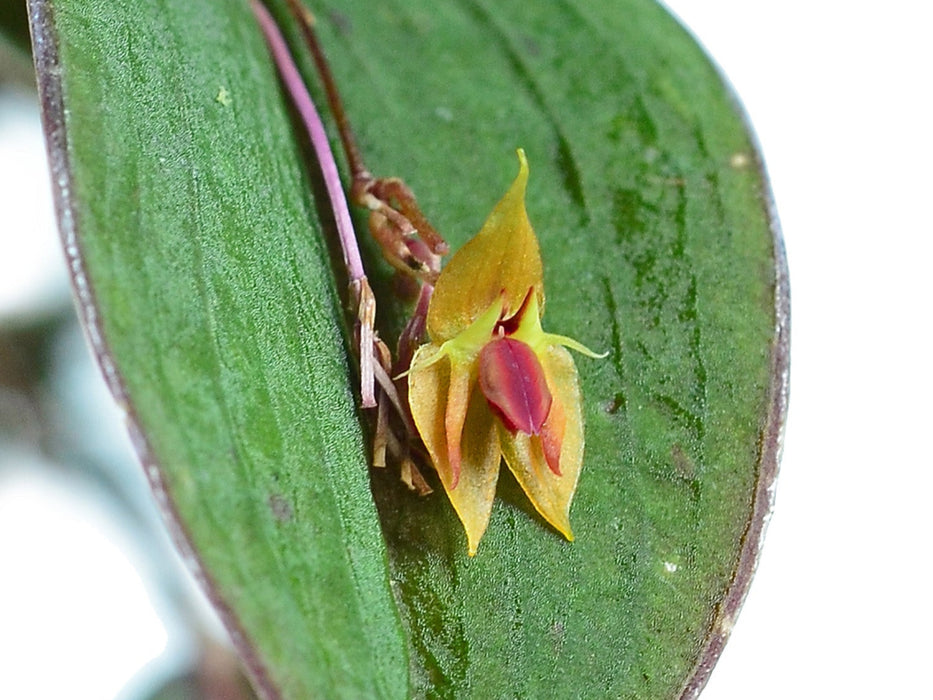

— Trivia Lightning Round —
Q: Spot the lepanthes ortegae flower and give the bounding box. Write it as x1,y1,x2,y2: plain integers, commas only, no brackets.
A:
407,150,603,555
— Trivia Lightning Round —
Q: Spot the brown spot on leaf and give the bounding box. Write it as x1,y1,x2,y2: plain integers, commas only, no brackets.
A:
671,444,696,480
268,494,293,523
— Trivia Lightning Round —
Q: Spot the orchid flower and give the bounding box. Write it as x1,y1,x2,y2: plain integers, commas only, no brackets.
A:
407,150,603,555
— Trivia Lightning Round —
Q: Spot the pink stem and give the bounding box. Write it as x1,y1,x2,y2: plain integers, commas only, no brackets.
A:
250,0,364,283
251,0,375,407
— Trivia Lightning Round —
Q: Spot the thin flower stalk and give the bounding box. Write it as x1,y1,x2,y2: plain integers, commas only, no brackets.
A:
253,0,440,492
282,0,447,284
251,0,379,408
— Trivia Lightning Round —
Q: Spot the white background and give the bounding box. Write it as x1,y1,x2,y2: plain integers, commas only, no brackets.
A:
2,1,931,697
663,1,933,697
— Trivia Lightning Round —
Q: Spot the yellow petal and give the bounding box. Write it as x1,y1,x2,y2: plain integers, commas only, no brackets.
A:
427,149,544,342
408,344,502,555
499,345,583,540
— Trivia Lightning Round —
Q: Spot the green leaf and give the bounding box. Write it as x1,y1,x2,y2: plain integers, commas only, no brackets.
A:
32,0,788,698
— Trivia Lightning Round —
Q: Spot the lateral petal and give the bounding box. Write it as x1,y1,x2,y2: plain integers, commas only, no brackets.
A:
478,336,552,435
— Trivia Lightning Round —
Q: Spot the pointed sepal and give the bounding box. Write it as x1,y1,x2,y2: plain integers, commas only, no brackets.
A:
427,149,543,342
408,344,502,555
499,346,583,540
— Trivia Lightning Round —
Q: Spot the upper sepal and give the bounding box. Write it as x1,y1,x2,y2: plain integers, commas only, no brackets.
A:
427,149,544,343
